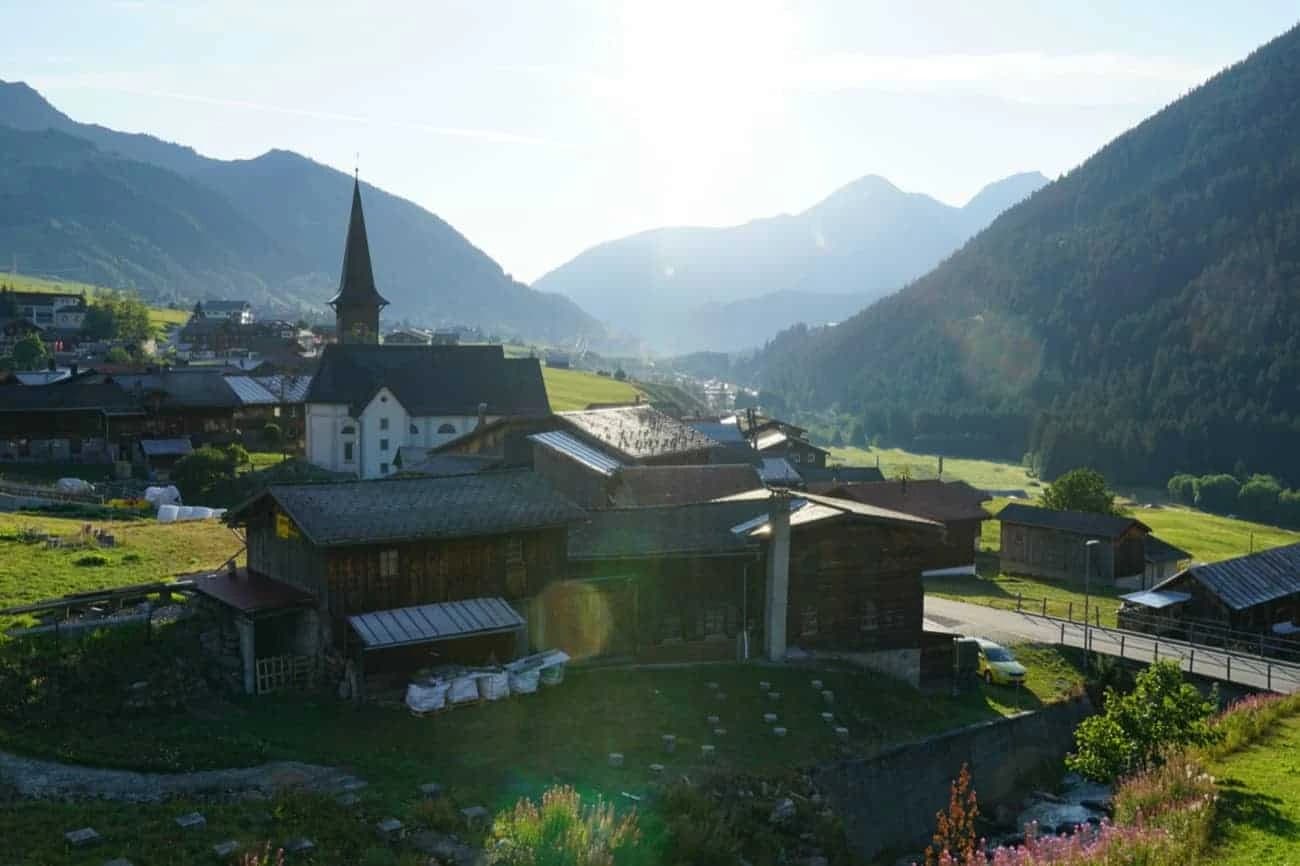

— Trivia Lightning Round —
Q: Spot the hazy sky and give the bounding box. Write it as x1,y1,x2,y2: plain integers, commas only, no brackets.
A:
6,1,1298,282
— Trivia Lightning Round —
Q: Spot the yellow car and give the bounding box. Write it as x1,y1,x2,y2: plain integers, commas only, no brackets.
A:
976,639,1026,686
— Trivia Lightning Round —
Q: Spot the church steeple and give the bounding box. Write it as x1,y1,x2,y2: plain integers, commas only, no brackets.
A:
329,177,389,344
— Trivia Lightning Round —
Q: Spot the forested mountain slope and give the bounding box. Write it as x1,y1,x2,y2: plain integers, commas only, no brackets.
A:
749,24,1300,485
0,80,603,343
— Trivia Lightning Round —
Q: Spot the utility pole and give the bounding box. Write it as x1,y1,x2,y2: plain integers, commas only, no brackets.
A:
1084,539,1100,673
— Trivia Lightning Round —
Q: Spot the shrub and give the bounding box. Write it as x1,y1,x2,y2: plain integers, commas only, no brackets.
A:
1067,661,1219,782
224,442,251,467
262,422,282,449
1194,473,1240,514
1205,692,1300,759
659,782,744,866
170,446,235,503
925,764,979,866
411,795,462,833
1238,473,1282,522
485,785,640,866
74,553,110,568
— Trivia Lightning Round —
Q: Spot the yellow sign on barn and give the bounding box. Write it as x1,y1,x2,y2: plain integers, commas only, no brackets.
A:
275,511,300,540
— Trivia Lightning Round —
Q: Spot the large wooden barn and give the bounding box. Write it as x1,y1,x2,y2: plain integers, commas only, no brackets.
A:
997,504,1150,586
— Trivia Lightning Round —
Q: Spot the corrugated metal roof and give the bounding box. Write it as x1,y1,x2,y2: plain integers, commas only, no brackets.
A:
1120,589,1191,609
225,376,279,405
255,374,313,404
529,430,623,476
1156,542,1300,611
139,438,193,457
759,457,801,484
348,597,524,650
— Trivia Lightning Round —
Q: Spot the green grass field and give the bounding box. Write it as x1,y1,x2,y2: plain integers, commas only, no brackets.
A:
0,647,1083,864
542,367,644,411
0,511,243,612
828,445,1042,492
1206,709,1300,864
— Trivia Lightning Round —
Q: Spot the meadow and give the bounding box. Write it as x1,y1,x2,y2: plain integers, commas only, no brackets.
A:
541,366,643,411
2,271,189,335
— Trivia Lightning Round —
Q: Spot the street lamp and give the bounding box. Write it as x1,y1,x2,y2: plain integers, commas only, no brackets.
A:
1084,539,1100,669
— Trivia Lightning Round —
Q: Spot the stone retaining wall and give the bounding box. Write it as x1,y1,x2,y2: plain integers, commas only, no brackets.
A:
813,696,1092,862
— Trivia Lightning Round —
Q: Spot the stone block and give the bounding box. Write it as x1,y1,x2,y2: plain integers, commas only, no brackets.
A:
716,691,727,700
700,744,716,760
773,727,788,737
608,752,624,768
705,681,719,690
65,828,101,848
338,777,368,793
769,691,782,701
662,734,677,753
175,812,206,830
821,712,835,723
763,713,778,724
212,841,240,859
419,782,445,799
376,817,404,841
834,726,850,739
284,838,315,855
461,806,490,829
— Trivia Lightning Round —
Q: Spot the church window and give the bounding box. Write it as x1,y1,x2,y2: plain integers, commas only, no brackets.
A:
380,438,389,452
438,423,457,435
380,462,389,475
380,417,389,431
343,442,354,462
410,424,419,435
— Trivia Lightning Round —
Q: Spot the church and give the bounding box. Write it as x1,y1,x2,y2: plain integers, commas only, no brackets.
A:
304,180,551,479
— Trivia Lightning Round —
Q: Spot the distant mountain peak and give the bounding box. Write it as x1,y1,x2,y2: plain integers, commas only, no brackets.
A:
0,79,74,130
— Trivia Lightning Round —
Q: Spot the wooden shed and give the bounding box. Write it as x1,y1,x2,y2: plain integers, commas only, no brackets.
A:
997,503,1149,586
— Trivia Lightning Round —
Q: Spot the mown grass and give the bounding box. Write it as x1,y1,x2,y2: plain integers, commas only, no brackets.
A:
0,649,1083,864
1204,704,1300,864
542,367,644,411
0,511,243,611
827,446,1041,492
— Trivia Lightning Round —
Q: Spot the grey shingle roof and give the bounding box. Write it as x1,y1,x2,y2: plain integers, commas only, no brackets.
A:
0,383,142,414
559,405,718,461
305,344,550,418
226,469,584,546
568,500,768,560
996,503,1148,539
1156,542,1300,611
799,465,887,485
113,371,241,409
814,479,988,522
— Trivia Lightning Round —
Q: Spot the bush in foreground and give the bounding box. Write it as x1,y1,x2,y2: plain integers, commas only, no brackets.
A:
486,785,640,866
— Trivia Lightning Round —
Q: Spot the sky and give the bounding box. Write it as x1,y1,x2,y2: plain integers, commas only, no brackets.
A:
4,1,1299,282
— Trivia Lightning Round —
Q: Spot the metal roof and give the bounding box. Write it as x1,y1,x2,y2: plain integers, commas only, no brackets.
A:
1119,589,1192,610
754,429,789,451
138,438,194,457
759,457,802,484
348,597,523,650
529,430,623,476
1155,542,1300,612
224,376,279,405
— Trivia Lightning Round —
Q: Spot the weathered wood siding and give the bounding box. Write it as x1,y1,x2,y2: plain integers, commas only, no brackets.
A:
786,521,931,652
246,503,329,599
927,518,983,571
532,442,610,508
999,522,1146,584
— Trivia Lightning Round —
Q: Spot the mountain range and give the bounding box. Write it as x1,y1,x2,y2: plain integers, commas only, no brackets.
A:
0,80,603,343
744,23,1300,486
534,170,1048,353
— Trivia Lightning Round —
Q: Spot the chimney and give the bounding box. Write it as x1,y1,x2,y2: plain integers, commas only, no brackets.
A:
476,402,488,429
764,489,792,662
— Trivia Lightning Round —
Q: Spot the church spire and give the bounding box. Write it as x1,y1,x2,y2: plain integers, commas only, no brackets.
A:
329,177,389,344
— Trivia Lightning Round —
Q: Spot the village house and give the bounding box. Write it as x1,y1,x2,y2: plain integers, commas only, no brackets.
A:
1119,542,1300,639
192,299,254,325
0,381,142,463
7,290,88,330
216,470,586,694
383,327,433,345
303,179,551,479
815,479,989,576
997,503,1186,589
750,426,830,471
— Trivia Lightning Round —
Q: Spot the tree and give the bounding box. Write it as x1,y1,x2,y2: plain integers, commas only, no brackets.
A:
613,368,627,381
1166,473,1197,505
10,334,49,371
170,447,235,504
104,346,132,365
1066,661,1219,782
1041,468,1118,515
263,422,283,450
1238,474,1282,522
1195,474,1241,514
81,291,153,343
924,763,979,866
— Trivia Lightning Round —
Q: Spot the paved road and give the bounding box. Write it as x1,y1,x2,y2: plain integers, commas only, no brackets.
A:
924,596,1300,694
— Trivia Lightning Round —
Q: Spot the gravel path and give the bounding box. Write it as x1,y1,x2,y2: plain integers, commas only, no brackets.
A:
0,751,363,803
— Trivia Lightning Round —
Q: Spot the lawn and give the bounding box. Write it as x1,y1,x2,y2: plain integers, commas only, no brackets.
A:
1,271,189,337
0,648,1084,865
542,367,643,411
828,446,1041,493
1206,709,1300,865
0,511,243,612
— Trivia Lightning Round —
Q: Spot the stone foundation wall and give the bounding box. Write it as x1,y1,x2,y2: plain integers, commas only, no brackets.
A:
813,696,1093,862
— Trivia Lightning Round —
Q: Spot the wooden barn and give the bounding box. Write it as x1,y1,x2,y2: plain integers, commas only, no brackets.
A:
1120,542,1300,637
220,470,585,694
816,479,990,576
997,504,1151,586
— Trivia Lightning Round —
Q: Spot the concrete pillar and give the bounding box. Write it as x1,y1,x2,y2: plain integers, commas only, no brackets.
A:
764,492,791,662
236,616,256,695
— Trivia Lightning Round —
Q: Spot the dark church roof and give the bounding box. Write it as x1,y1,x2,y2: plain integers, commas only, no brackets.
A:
328,179,389,310
305,343,551,418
